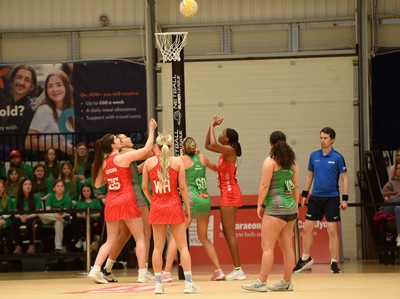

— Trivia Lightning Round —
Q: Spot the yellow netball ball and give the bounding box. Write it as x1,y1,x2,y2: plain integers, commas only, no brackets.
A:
179,0,199,18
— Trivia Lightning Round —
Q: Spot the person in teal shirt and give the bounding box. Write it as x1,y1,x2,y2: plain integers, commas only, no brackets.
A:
72,183,103,251
11,177,43,255
39,179,72,253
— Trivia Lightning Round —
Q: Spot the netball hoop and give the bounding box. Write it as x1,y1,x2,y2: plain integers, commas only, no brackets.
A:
155,32,188,62
155,32,188,159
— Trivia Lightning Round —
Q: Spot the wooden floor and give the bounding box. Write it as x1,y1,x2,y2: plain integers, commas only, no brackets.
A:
1,260,399,299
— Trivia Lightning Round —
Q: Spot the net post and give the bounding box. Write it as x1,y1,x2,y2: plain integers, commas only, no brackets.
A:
154,32,188,280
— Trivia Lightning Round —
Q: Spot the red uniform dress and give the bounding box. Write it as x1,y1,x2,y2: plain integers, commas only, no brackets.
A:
218,154,242,207
103,154,140,221
148,161,185,224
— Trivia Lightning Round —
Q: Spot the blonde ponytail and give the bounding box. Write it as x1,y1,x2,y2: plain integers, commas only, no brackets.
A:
159,144,171,187
156,130,173,188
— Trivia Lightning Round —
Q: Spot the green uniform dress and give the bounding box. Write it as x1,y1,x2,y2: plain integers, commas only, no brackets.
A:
264,166,298,216
185,154,211,219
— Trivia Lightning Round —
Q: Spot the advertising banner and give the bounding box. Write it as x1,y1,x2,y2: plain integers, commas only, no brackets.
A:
0,60,147,159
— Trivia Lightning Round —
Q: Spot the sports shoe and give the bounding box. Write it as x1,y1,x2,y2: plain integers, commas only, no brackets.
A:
241,279,267,292
75,239,83,249
226,269,246,281
330,262,341,273
137,269,156,283
27,244,36,255
154,282,165,294
267,279,293,291
184,282,201,294
88,267,109,284
211,269,226,281
161,271,173,283
102,269,118,282
13,245,22,255
293,257,313,273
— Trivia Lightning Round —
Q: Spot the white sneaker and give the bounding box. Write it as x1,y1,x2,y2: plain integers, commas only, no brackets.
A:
154,282,165,294
137,269,156,283
88,267,108,284
184,282,201,294
226,269,246,281
102,269,118,282
241,279,267,292
267,279,293,291
75,239,82,249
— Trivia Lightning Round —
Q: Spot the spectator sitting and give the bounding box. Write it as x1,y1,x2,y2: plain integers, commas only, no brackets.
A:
59,161,81,206
381,163,400,247
5,167,20,202
11,177,42,255
1,179,14,233
72,142,92,182
82,176,107,205
71,184,103,251
31,163,51,203
44,148,61,183
9,150,33,179
388,148,400,180
38,179,72,253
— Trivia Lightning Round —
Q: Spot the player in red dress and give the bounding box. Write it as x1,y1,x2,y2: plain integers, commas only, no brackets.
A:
205,114,246,281
88,118,157,284
142,130,200,294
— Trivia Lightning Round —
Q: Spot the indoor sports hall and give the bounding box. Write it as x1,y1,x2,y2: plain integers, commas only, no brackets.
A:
0,1,399,298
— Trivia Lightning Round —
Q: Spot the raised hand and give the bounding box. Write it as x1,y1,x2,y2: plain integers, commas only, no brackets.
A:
149,118,158,131
211,115,224,126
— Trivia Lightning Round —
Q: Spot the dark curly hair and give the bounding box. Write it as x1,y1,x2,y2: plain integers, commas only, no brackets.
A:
269,131,296,169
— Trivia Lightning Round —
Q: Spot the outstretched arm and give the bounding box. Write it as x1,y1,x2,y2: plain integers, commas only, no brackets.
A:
117,118,157,166
204,115,233,156
205,115,221,153
201,154,218,172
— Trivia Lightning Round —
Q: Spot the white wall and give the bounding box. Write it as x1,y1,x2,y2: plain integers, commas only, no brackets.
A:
158,56,358,258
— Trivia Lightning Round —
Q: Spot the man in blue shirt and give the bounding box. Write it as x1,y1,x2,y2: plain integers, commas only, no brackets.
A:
293,127,348,274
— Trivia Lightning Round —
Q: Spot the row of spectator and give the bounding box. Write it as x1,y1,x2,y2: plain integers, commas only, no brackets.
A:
0,146,108,254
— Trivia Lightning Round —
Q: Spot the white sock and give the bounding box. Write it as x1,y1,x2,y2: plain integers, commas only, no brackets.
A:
139,268,147,275
154,272,162,283
331,259,337,264
92,264,101,273
184,271,192,283
104,258,116,272
301,254,310,261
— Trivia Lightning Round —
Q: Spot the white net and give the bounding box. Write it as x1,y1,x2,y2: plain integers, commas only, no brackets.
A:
155,32,188,62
